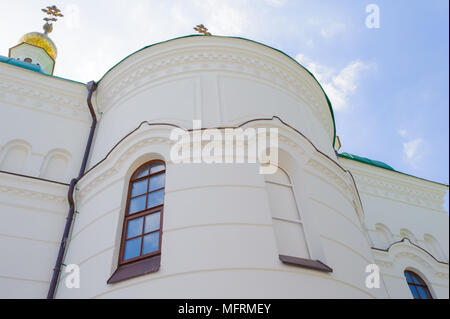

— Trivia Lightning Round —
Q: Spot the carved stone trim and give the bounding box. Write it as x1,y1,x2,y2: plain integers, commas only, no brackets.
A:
97,44,333,139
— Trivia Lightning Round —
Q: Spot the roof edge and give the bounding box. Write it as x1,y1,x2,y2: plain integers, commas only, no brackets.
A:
339,153,448,187
0,55,85,85
95,34,336,147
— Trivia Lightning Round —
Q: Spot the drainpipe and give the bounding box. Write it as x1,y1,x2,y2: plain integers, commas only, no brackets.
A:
47,80,98,299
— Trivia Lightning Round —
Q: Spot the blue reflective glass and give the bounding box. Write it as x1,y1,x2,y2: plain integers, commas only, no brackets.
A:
142,232,159,255
126,217,143,238
133,165,149,179
147,190,164,208
416,287,430,299
129,195,146,214
144,212,160,233
404,272,413,283
148,173,165,192
124,237,142,260
131,179,148,197
411,274,421,284
408,285,420,299
150,163,165,174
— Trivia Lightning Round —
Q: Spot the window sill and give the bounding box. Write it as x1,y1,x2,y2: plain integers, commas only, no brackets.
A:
279,255,332,273
107,255,161,284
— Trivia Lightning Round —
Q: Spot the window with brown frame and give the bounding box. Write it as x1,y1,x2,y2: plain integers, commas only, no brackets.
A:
404,270,433,299
107,160,166,284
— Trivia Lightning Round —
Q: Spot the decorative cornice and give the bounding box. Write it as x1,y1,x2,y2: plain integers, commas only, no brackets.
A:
306,158,351,195
97,46,333,140
78,135,171,201
0,184,65,202
352,173,444,210
372,238,449,265
372,240,449,281
0,73,88,122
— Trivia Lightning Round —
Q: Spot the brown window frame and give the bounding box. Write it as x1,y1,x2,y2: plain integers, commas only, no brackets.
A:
404,270,433,299
118,160,166,266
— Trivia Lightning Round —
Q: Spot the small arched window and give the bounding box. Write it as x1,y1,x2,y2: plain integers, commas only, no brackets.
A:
264,165,310,260
404,270,433,299
119,160,166,264
263,164,332,272
108,160,166,284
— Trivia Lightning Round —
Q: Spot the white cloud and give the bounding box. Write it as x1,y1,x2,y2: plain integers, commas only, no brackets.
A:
0,1,352,83
197,0,248,35
398,129,408,138
296,54,370,110
307,18,346,39
65,4,81,30
320,22,346,39
265,0,288,7
403,138,425,168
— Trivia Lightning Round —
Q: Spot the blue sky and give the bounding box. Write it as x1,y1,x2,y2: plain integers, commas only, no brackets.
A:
1,0,448,201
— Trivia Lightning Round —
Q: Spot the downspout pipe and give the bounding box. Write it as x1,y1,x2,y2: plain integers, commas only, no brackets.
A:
47,80,98,299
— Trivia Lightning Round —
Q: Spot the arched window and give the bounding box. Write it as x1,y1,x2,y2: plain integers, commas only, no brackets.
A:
119,160,166,264
108,160,166,284
264,164,332,272
404,270,433,299
264,165,310,260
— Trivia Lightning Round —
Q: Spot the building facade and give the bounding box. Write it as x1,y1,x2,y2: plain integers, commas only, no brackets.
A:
0,32,448,299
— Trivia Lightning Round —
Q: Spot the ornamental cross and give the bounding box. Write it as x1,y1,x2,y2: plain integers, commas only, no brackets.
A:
194,24,211,36
41,5,64,34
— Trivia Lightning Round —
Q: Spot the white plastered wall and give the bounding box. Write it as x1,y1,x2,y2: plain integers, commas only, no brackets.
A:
55,120,386,299
0,63,90,298
339,157,449,298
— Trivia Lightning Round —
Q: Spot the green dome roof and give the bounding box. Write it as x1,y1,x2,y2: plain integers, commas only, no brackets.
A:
339,152,395,171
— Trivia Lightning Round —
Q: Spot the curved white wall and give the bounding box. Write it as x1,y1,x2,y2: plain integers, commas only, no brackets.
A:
56,120,384,298
91,36,336,169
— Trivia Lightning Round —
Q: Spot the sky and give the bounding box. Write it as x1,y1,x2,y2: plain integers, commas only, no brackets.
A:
0,0,448,208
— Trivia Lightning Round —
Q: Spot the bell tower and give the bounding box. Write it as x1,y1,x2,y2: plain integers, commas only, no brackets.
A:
8,5,63,75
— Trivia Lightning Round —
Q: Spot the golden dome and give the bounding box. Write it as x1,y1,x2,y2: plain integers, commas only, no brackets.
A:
19,32,57,60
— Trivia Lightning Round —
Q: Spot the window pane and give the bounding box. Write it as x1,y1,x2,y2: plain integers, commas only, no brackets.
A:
124,237,142,260
266,183,300,221
142,232,159,255
404,272,413,283
411,274,421,284
147,190,164,209
133,164,149,179
408,285,420,299
150,163,165,174
148,173,165,192
416,286,429,299
129,195,146,214
272,219,310,259
131,179,148,197
145,212,161,233
126,217,143,238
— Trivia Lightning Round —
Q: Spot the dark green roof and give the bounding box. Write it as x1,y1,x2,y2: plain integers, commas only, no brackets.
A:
339,152,448,186
339,152,395,171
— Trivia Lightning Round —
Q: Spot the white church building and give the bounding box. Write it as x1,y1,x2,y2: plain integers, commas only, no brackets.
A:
0,17,448,299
